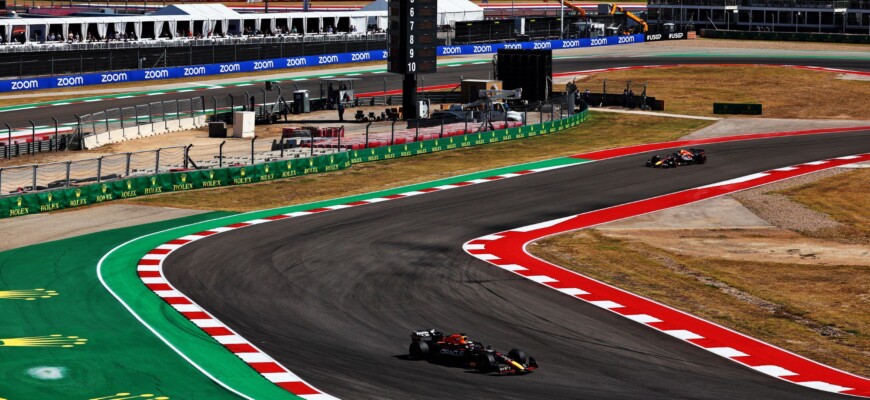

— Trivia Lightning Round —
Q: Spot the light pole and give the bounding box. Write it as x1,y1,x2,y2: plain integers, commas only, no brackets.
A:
560,0,564,39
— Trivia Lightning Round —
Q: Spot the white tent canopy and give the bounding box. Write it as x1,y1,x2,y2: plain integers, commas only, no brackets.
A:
359,0,483,25
0,2,419,43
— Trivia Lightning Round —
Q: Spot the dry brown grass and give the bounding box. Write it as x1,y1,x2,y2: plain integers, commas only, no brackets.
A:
126,113,710,210
531,167,870,377
777,168,870,242
573,66,870,119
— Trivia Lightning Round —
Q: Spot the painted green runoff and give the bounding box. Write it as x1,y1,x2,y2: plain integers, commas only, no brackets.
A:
98,153,591,399
0,109,589,220
3,109,591,399
0,212,250,400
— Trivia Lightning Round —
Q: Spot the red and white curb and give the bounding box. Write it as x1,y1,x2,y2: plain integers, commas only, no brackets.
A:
462,153,870,398
131,126,868,398
134,165,573,398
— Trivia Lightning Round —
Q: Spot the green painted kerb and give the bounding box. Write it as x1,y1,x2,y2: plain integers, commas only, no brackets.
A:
2,108,591,399
0,212,244,400
99,153,593,400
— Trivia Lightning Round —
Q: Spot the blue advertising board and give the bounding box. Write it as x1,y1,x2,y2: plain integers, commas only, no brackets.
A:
0,35,644,93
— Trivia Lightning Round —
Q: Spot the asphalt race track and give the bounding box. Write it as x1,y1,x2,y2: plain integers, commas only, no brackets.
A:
165,130,870,399
2,54,869,128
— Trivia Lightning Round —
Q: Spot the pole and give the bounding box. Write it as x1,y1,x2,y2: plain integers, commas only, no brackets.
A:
52,117,59,151
250,137,256,164
338,126,343,151
219,141,226,167
415,120,420,142
391,120,396,145
402,74,418,120
365,121,372,148
155,148,161,172
126,153,131,176
560,0,564,39
440,119,444,138
29,120,35,154
5,123,10,159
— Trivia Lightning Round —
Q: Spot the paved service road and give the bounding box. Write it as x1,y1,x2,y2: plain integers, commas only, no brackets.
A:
2,55,868,128
165,130,870,399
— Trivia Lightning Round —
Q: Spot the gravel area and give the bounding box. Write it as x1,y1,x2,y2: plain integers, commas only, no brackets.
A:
731,168,846,233
643,37,870,52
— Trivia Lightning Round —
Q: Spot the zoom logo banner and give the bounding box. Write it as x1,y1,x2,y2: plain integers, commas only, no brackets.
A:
0,35,644,93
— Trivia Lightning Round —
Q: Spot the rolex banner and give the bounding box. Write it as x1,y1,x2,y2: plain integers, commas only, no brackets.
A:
0,153,351,219
0,109,587,220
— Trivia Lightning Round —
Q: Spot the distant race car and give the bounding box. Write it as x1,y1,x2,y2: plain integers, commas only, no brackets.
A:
407,329,538,375
646,148,707,168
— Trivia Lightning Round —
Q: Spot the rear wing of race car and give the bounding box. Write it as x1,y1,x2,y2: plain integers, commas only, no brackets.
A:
411,329,443,342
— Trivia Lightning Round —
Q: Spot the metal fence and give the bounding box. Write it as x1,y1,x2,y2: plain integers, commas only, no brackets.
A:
0,145,186,194
0,137,343,194
75,96,205,140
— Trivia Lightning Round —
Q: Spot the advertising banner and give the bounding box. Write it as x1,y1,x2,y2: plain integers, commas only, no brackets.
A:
0,110,589,219
645,32,687,42
0,153,350,219
0,35,643,93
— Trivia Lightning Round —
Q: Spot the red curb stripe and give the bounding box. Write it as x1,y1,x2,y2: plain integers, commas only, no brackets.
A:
345,200,370,206
148,248,172,255
306,207,332,213
467,153,870,397
146,283,173,291
181,311,212,320
418,188,441,193
163,297,192,305
166,239,191,245
224,343,258,353
249,362,286,374
138,259,160,266
277,381,321,395
383,194,406,199
203,327,234,336
226,222,252,228
138,271,161,278
264,215,290,220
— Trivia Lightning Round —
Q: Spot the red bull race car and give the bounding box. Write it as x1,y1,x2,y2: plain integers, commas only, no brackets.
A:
646,148,707,168
407,329,538,375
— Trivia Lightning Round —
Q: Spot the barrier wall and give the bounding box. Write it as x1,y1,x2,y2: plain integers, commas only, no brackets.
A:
0,108,589,218
0,35,644,93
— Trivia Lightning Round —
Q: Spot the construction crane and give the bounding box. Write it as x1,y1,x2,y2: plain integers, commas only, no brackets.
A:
563,0,589,20
608,4,649,33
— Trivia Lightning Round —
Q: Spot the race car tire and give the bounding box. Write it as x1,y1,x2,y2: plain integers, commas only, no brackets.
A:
409,341,430,360
508,349,529,367
477,353,496,373
699,154,707,164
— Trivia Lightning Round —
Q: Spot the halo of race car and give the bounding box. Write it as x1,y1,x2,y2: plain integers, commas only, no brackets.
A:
408,329,539,375
646,148,707,168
